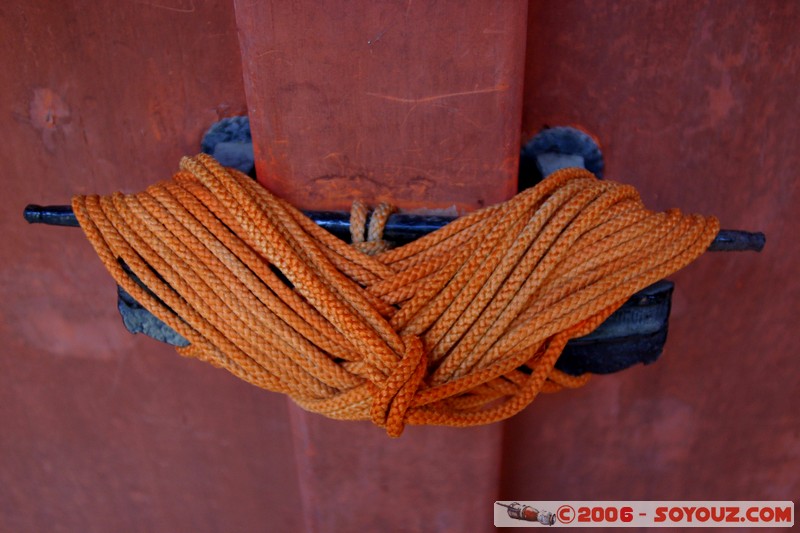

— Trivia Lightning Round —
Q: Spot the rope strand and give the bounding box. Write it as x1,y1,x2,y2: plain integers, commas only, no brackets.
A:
72,154,718,436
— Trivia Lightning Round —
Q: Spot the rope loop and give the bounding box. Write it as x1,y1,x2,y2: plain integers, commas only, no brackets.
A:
351,200,397,256
71,154,719,437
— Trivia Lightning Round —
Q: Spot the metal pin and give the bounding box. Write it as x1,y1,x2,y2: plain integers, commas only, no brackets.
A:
23,204,765,252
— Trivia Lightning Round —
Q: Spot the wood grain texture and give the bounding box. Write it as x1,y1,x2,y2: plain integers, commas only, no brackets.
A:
0,2,302,532
236,0,528,212
501,0,799,506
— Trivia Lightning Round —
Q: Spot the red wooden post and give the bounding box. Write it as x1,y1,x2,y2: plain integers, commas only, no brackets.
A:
235,1,528,530
235,0,527,212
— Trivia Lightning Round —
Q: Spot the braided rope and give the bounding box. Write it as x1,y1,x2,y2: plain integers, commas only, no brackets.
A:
72,154,718,436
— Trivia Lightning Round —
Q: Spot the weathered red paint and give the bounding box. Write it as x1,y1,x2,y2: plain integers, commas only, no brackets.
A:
0,1,302,531
502,0,799,504
1,0,797,531
236,0,528,213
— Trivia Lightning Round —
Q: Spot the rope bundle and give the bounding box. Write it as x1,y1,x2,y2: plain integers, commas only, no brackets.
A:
72,154,718,436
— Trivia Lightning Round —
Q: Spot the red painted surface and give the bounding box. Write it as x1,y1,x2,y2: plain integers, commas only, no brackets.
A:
501,0,799,506
1,1,797,532
287,404,502,533
236,0,527,212
0,2,301,531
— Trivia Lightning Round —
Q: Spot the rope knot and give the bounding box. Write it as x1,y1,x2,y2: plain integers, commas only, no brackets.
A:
369,335,427,437
350,200,397,255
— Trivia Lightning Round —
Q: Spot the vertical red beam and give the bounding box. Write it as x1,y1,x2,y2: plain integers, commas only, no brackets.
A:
235,0,526,212
235,1,528,530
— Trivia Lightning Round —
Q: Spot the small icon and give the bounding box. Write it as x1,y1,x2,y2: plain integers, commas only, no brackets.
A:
557,504,575,524
496,502,556,525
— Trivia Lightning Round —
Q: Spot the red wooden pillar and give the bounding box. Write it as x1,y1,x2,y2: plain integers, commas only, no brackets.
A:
235,0,526,212
234,1,528,530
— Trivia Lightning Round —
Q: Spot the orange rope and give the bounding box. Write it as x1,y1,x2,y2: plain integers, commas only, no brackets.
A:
72,154,719,437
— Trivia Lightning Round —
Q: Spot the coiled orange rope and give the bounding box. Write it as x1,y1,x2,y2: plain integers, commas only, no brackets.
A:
72,154,718,436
